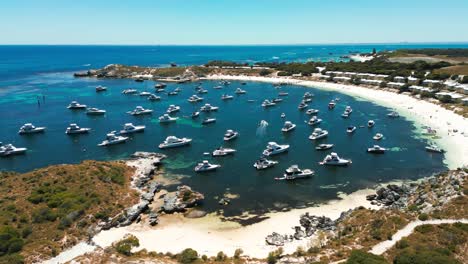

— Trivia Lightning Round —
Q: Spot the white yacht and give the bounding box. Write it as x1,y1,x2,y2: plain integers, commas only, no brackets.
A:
86,107,106,115
235,88,246,94
342,106,352,118
197,89,208,94
122,89,138,95
191,111,200,118
367,145,386,154
212,147,236,157
306,109,319,115
67,101,87,109
347,126,357,133
128,106,153,116
148,94,161,101
315,144,334,150
96,85,107,92
188,95,204,103
18,123,46,134
166,105,180,113
98,132,128,146
158,136,192,149
273,98,283,103
281,121,296,132
308,116,322,126
202,118,216,125
174,87,182,92
194,160,221,172
66,123,90,134
155,88,165,93
309,128,329,140
221,94,234,100
262,142,290,156
278,91,289,96
298,102,308,110
155,83,167,89
139,91,152,97
303,92,313,99
262,100,276,107
275,165,314,181
200,103,219,112
168,91,179,96
425,144,444,153
328,100,336,109
159,114,178,123
0,144,27,157
303,98,313,103
368,120,375,128
253,157,278,170
213,86,223,89
373,133,383,140
120,123,145,134
320,152,352,166
223,129,239,141
387,111,400,118
281,113,286,118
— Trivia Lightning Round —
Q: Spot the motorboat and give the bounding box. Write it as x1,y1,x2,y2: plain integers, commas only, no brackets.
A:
281,113,286,118
188,95,204,103
213,86,223,89
235,88,246,94
158,136,192,149
273,98,283,103
98,132,128,146
367,145,386,154
253,157,278,170
315,144,334,150
148,94,161,101
387,111,400,118
241,82,247,85
166,105,180,114
308,116,322,126
0,144,27,157
159,114,178,123
96,85,107,92
86,107,106,115
168,91,179,96
328,100,336,109
67,101,87,109
262,100,276,107
425,144,444,153
221,94,234,100
66,123,90,134
309,128,328,140
275,165,314,181
303,98,313,103
122,89,138,95
194,160,221,172
202,118,216,125
342,106,352,118
155,83,167,89
139,91,152,97
120,123,145,134
306,109,319,115
298,102,308,110
281,121,296,132
220,80,231,86
262,142,290,156
368,120,375,128
197,89,208,94
223,129,239,141
174,87,182,92
278,92,289,96
155,88,165,93
319,152,352,166
18,123,46,134
200,103,219,112
134,78,144,82
191,111,200,118
347,126,357,133
341,112,350,118
212,147,236,157
128,106,153,116
373,133,383,140
303,92,313,99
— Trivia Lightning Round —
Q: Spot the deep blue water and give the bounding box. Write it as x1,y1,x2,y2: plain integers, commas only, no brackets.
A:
0,44,457,216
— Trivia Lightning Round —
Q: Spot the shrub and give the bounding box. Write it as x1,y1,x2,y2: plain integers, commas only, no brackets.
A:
259,69,273,76
415,224,434,234
201,254,208,261
418,213,429,221
0,226,24,256
394,249,458,264
345,250,388,264
233,248,243,259
21,226,32,238
396,238,409,249
294,246,306,257
177,248,198,264
216,251,227,261
114,234,140,256
32,207,57,223
267,251,278,264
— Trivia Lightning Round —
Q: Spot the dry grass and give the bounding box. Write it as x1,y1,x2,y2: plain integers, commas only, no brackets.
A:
435,64,468,75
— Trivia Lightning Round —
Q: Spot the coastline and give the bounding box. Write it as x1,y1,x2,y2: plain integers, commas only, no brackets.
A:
204,74,468,170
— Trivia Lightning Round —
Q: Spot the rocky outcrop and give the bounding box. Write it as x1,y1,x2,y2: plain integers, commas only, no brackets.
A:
161,185,204,213
366,184,412,209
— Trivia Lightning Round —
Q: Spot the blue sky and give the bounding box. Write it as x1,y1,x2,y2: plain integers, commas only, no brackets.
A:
1,0,467,45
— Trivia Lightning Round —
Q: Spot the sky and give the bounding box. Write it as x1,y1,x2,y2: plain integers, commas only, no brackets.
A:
1,0,467,45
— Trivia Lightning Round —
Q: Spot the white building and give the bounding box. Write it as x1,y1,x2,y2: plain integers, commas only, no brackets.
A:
394,76,406,83
387,82,405,89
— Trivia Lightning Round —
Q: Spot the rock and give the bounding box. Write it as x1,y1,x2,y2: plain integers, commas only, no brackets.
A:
266,232,285,246
218,198,230,205
148,211,159,226
184,209,207,218
293,226,305,240
366,194,377,201
161,185,204,213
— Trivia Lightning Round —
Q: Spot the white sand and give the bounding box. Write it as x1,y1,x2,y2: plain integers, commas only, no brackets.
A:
205,75,468,169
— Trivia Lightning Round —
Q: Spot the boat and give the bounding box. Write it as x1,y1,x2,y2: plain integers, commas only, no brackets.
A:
158,136,192,149
303,98,312,103
174,87,182,92
155,88,165,93
309,128,329,140
278,92,289,96
303,92,313,99
281,121,296,132
213,86,223,89
98,132,128,146
341,112,350,118
134,78,144,82
188,95,203,103
262,100,276,107
223,129,238,141
315,144,334,150
120,123,145,134
368,120,375,128
328,100,336,109
155,83,167,89
347,126,357,133
66,123,90,134
341,106,353,118
0,144,27,157
319,152,352,166
281,113,286,118
197,89,208,94
67,101,87,109
306,109,319,115
298,102,308,110
275,165,314,181
139,91,152,97
18,123,46,134
235,88,246,94
128,106,153,115
212,147,236,156
308,116,322,126
200,103,219,112
159,114,178,123
387,111,400,118
202,118,216,125
241,82,246,85
166,105,180,113
191,111,200,118
86,107,106,115
194,160,221,172
262,142,290,156
367,145,386,154
122,89,138,95
96,85,107,92
273,98,283,103
253,157,278,170
221,80,231,86
425,144,444,153
148,94,161,101
168,91,179,96
221,94,234,100
373,133,383,140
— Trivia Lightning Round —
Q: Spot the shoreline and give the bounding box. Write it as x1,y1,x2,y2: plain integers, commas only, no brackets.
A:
204,74,468,169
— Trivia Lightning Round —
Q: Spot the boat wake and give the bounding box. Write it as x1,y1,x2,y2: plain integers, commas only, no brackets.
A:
256,120,268,136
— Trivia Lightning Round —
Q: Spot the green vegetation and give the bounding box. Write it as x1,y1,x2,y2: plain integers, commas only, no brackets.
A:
114,235,140,256
177,248,199,263
205,60,248,67
266,247,283,264
393,48,468,57
345,250,388,264
257,61,322,76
